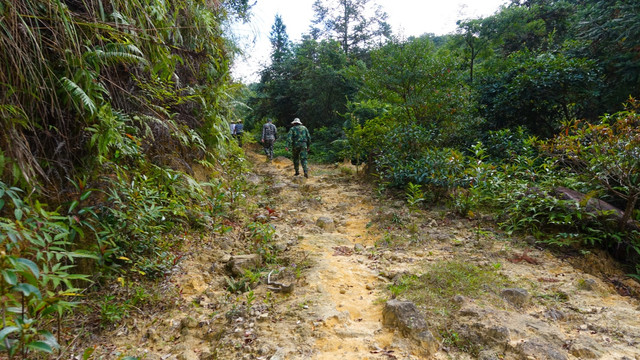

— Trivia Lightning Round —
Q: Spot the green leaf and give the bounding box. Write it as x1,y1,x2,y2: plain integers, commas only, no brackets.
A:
83,347,95,360
70,250,99,260
12,283,42,299
2,270,17,285
0,326,19,342
68,200,79,213
80,190,92,201
14,208,23,221
17,258,40,278
38,330,60,350
27,341,53,353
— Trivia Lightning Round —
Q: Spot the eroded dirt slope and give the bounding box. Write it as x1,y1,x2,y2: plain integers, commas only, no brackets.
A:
86,150,640,360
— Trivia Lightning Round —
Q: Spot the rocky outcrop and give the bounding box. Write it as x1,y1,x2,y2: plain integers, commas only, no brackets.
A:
456,304,570,360
382,300,439,356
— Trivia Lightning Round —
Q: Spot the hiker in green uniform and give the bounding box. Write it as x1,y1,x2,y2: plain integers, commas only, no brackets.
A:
286,118,311,177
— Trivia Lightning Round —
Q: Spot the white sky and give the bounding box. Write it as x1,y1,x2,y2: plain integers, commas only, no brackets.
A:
230,0,508,83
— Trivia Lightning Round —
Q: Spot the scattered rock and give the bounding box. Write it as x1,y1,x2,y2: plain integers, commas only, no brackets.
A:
577,278,598,291
478,350,502,360
200,351,214,360
544,308,566,322
452,295,466,305
500,288,530,307
316,216,335,231
486,326,510,343
226,254,262,277
569,336,603,359
245,173,261,185
458,305,480,317
431,232,451,242
179,317,198,330
177,350,198,360
354,243,365,252
274,242,288,252
515,340,567,360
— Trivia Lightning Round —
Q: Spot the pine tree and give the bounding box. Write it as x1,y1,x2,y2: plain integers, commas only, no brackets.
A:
270,14,290,66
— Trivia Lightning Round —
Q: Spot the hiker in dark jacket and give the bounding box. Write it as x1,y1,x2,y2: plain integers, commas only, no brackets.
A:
261,118,277,160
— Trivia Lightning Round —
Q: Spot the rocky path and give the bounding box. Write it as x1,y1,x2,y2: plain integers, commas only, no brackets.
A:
87,150,640,360
235,153,392,359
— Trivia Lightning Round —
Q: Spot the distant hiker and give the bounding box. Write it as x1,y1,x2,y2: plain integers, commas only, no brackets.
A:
286,118,311,178
233,119,244,147
261,118,278,160
229,120,236,136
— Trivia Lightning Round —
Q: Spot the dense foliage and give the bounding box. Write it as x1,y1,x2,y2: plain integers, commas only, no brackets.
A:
3,0,640,356
248,0,640,277
0,0,250,356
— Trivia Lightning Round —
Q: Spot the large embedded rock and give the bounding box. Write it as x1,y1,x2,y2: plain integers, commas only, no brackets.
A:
383,300,439,355
383,300,428,333
500,288,530,307
226,254,261,277
316,216,335,231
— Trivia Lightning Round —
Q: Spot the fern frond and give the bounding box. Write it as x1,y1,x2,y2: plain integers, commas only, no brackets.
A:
84,43,148,67
59,76,97,116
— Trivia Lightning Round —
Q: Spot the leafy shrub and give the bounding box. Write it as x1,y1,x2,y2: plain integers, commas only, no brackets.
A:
308,126,348,163
96,164,229,278
374,123,467,199
543,98,640,230
246,222,278,264
480,126,536,161
466,142,636,259
0,182,93,357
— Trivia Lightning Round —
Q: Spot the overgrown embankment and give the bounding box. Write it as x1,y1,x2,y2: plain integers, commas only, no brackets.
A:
0,0,250,356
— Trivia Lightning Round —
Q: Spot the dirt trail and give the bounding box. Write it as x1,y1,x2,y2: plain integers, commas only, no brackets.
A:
88,149,640,360
250,153,394,359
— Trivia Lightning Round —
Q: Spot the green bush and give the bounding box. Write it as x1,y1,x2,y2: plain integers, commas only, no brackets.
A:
0,182,93,357
374,123,467,199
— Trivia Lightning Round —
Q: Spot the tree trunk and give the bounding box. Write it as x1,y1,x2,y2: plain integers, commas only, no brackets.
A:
620,194,639,231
